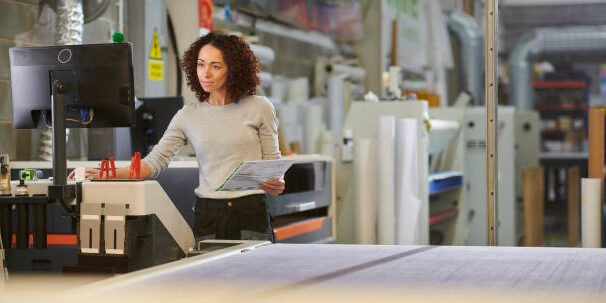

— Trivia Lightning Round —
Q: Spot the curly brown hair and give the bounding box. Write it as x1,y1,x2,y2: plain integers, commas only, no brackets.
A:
181,32,260,103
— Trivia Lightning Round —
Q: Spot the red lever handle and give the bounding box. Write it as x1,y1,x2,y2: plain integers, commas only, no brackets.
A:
110,157,116,179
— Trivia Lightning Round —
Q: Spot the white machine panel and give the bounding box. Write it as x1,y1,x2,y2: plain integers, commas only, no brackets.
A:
464,107,540,246
81,180,195,254
465,107,516,246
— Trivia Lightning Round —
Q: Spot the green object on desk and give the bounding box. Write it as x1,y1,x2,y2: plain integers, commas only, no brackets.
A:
19,169,41,181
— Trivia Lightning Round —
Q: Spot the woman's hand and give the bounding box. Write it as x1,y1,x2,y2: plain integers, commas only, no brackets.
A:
68,168,100,180
259,177,285,196
68,162,150,180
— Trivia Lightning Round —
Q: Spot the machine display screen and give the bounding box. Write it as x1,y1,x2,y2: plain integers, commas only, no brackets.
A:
282,162,325,194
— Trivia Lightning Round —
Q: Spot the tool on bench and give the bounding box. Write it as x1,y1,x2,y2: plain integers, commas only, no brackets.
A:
99,158,117,180
129,152,141,179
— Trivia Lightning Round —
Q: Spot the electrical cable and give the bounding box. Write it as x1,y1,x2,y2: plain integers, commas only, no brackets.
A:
65,109,94,125
42,109,94,128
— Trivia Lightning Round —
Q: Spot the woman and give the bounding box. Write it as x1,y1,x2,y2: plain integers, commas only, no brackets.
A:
71,32,285,242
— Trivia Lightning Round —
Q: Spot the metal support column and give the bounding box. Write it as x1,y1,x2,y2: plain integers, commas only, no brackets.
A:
51,81,67,189
485,0,498,246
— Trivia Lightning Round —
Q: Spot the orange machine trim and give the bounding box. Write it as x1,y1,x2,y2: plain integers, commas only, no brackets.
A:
11,234,78,246
274,218,324,241
533,80,586,89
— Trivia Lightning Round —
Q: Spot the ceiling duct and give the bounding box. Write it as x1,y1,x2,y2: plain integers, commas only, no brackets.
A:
56,0,84,45
47,0,85,161
510,26,606,110
446,10,484,104
39,0,85,161
83,0,111,24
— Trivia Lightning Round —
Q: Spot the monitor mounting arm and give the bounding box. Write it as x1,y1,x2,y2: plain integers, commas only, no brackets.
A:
47,71,77,213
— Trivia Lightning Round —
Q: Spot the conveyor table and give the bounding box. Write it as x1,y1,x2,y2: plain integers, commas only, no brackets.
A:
81,242,606,295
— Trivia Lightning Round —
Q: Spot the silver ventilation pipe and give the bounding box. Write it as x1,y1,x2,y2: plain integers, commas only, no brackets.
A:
38,0,84,161
56,0,84,44
446,10,484,104
510,26,606,110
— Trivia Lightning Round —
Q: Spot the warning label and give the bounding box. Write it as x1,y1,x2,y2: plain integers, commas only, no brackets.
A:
148,60,164,81
149,29,162,60
148,29,163,81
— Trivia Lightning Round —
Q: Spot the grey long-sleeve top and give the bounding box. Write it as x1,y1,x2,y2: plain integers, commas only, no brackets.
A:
142,95,281,199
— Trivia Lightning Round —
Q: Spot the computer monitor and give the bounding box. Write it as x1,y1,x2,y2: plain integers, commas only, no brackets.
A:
9,43,135,129
8,43,136,203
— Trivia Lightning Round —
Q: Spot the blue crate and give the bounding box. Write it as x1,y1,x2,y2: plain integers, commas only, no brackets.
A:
428,171,463,195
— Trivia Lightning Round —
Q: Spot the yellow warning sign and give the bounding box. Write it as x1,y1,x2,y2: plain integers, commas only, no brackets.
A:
149,29,162,60
148,60,164,81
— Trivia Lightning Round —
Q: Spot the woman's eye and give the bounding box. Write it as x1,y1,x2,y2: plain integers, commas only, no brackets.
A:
213,65,220,70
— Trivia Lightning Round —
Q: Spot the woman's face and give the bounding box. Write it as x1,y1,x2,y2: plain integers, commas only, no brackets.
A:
197,44,228,95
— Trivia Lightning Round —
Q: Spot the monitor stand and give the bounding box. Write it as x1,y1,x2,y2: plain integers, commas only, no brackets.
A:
47,70,77,212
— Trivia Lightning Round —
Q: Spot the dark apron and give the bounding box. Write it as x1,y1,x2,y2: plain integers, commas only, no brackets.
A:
194,194,276,243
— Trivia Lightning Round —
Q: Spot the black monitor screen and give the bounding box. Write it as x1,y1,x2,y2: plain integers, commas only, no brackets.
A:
9,43,135,129
131,97,184,157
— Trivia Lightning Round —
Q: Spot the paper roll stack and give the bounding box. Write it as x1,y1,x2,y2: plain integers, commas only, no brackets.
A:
377,116,396,245
354,138,377,244
581,178,602,248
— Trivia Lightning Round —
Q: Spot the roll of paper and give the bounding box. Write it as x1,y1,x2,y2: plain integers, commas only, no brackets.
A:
259,71,273,88
581,178,602,248
354,138,377,244
304,104,323,154
328,74,347,144
270,77,288,104
329,63,367,82
249,43,275,66
277,104,300,148
377,116,396,245
395,118,421,245
318,129,334,158
288,77,309,104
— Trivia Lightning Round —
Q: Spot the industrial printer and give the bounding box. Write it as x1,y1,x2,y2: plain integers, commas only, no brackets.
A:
266,156,333,243
1,43,194,274
1,170,194,273
2,42,334,275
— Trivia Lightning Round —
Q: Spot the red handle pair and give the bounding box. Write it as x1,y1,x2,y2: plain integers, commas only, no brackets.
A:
99,157,116,180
